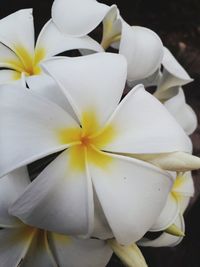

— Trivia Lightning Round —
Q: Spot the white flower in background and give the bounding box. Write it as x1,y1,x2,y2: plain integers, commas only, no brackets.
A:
52,0,164,82
0,53,192,245
0,168,112,267
129,47,197,135
139,172,194,247
154,47,197,135
0,9,103,85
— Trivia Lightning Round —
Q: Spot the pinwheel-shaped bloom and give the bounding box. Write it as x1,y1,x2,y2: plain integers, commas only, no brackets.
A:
0,168,112,267
0,9,102,85
139,172,194,247
1,53,192,245
52,0,164,82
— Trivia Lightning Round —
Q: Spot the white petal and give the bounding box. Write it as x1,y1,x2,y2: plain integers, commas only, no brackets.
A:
26,74,78,120
48,233,112,267
103,84,191,154
21,230,57,267
0,226,36,266
42,53,127,128
0,42,23,70
89,152,173,245
0,69,22,84
150,194,179,231
119,22,163,81
0,85,79,177
158,47,193,92
10,149,94,237
127,69,162,89
139,214,184,247
0,168,29,227
0,9,35,56
164,88,197,135
52,0,111,36
35,19,103,59
92,190,113,240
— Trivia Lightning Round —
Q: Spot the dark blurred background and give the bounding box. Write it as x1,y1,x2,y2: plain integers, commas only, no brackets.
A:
0,1,200,266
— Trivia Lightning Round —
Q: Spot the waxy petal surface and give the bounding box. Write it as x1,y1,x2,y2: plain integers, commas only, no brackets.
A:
49,233,112,267
42,53,127,129
139,214,184,247
52,0,111,36
10,149,93,237
89,152,173,245
0,168,29,228
0,85,78,177
103,84,191,154
119,22,163,81
0,9,34,57
36,19,103,59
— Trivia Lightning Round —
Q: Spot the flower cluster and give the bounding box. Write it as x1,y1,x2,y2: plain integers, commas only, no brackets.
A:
0,0,199,266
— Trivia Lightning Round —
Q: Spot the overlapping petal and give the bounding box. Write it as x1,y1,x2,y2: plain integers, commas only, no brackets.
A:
26,74,77,119
139,214,185,247
0,85,79,177
102,84,191,154
0,43,23,70
119,22,163,81
52,0,112,36
48,233,112,267
35,19,103,59
0,168,29,228
157,47,193,92
42,53,127,129
150,194,179,231
10,149,94,237
0,9,35,57
0,69,22,84
20,230,57,267
89,152,173,245
0,226,36,267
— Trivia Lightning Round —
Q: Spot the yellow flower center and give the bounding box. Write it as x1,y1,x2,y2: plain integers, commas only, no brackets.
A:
7,45,46,78
58,110,116,171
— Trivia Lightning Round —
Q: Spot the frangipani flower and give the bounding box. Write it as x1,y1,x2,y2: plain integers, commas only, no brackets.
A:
0,9,103,85
153,47,197,135
52,0,164,81
0,168,112,267
1,53,192,245
129,47,197,135
139,172,194,247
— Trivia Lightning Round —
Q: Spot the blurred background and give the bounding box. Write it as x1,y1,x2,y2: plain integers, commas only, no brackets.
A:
0,1,199,266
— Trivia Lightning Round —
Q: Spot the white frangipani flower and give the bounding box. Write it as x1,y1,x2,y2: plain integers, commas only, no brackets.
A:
152,47,197,135
139,172,194,247
0,168,112,267
1,53,192,245
0,9,103,85
52,0,164,82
